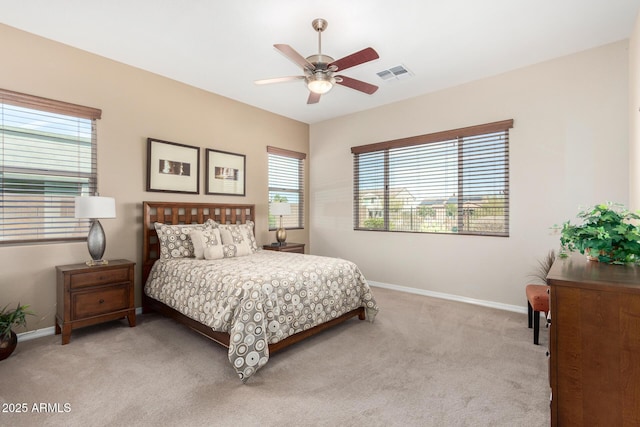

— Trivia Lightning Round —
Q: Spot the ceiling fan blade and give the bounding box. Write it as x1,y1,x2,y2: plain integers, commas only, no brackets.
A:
254,76,305,85
274,44,316,72
329,47,379,72
307,91,321,104
335,75,378,95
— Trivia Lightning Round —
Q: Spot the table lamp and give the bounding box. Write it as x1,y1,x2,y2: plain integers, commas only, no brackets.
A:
270,202,291,245
75,196,116,266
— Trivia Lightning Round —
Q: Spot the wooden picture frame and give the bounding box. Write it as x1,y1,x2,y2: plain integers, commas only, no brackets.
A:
146,138,200,194
205,149,246,196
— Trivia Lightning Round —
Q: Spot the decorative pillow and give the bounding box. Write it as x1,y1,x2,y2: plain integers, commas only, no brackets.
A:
190,228,224,260
154,222,214,259
222,241,252,258
218,221,257,252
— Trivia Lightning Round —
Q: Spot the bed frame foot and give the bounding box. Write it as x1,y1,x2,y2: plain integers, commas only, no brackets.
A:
141,294,154,314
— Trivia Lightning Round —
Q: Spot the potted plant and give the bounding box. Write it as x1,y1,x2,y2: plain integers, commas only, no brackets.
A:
0,303,33,361
559,202,640,264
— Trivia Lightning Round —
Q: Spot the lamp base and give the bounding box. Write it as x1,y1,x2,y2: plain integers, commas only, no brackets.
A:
276,227,287,244
86,259,109,267
86,219,107,267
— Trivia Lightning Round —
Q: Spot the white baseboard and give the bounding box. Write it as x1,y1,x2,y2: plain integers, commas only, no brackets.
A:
368,280,527,314
17,326,56,342
17,307,146,342
18,287,524,342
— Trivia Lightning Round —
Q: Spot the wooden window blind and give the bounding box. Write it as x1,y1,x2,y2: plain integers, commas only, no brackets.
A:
0,89,102,244
352,119,513,236
267,146,306,230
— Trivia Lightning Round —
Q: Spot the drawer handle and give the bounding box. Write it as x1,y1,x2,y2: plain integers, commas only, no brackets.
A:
99,299,105,304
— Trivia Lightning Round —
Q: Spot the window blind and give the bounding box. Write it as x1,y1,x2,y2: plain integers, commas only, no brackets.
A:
352,120,512,236
267,146,306,230
0,89,102,244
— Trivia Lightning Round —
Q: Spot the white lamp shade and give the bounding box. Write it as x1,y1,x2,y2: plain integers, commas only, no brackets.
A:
75,196,116,219
270,202,291,216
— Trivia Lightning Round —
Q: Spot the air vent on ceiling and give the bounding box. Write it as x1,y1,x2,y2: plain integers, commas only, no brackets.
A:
376,64,413,82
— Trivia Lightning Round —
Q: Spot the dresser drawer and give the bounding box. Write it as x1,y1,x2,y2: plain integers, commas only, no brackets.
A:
72,284,130,319
70,267,130,289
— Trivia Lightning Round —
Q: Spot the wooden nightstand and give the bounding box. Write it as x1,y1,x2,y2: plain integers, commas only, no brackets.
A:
262,242,305,254
55,259,136,345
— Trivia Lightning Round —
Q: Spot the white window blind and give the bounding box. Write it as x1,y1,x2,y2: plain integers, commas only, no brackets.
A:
0,89,102,244
352,120,512,236
267,146,305,230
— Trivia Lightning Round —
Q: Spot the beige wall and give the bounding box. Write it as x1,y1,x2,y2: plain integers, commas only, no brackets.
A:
309,40,629,307
0,24,309,333
630,14,640,211
2,20,635,332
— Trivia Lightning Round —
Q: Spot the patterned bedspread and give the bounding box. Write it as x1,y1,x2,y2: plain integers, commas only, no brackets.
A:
144,250,378,381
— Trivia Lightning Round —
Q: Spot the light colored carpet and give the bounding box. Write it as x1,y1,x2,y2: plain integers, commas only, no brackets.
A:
0,287,549,426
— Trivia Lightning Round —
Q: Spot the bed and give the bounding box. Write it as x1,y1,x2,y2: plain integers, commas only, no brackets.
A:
142,201,378,382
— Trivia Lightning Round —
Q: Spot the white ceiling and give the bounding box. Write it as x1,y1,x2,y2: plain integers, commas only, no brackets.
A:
1,1,639,124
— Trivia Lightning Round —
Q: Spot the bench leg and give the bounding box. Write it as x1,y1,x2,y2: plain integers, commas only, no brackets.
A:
533,310,540,345
527,301,533,328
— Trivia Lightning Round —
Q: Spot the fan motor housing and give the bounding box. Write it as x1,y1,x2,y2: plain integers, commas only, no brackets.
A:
306,54,334,70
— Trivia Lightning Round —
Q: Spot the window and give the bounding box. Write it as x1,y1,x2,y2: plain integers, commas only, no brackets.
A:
267,146,306,230
0,89,102,244
352,120,513,236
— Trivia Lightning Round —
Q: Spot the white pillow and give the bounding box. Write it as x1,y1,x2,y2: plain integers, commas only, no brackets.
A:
190,228,224,260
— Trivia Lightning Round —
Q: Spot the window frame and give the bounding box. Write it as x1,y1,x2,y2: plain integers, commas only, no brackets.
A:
0,88,102,245
351,119,513,237
267,146,306,231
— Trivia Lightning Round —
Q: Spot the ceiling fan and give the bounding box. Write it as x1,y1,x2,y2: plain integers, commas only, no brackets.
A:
255,18,380,104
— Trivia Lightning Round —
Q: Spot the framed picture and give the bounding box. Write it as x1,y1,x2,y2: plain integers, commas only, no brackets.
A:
205,149,246,196
146,138,200,194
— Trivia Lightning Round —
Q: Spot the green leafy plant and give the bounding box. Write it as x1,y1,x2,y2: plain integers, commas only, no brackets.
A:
0,303,34,340
560,202,640,264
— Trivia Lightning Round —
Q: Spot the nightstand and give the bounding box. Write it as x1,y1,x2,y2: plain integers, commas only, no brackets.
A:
262,242,305,254
55,259,136,345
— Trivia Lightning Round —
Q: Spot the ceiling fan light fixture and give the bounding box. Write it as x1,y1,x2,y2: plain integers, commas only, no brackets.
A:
307,73,334,94
307,79,332,94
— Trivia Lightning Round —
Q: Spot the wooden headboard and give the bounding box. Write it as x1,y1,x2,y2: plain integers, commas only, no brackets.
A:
142,201,255,284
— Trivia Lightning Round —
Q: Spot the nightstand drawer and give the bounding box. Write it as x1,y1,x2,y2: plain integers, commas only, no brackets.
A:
72,285,130,319
278,245,303,253
262,243,305,254
70,268,130,289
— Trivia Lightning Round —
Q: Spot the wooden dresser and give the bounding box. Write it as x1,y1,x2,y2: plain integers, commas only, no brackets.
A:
55,259,136,345
547,254,640,426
